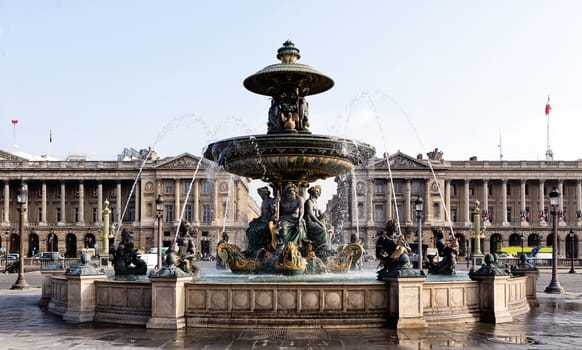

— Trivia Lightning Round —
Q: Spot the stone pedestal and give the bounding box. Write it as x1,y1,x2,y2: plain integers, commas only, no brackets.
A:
147,276,190,329
39,270,65,307
63,274,108,323
511,270,539,307
385,277,427,328
470,275,513,323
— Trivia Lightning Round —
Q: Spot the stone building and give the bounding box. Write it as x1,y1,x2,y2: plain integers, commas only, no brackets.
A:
0,149,258,259
329,150,581,261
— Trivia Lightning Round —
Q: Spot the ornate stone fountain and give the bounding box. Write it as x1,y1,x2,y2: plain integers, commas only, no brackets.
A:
204,41,375,274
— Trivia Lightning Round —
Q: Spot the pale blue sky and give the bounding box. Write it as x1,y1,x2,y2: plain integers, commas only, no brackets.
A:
2,1,581,167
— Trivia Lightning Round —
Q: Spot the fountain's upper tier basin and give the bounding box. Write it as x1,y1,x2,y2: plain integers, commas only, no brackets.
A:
204,134,375,183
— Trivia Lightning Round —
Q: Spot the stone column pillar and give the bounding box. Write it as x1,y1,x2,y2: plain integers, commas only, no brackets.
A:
78,182,85,225
577,180,582,227
97,182,103,224
193,179,200,224
501,180,509,226
386,180,392,220
174,179,181,224
404,180,411,224
116,182,122,225
464,179,471,226
481,180,489,227
424,179,430,223
445,180,451,222
134,180,140,224
60,182,66,225
3,181,8,224
367,179,374,226
539,180,546,226
520,180,528,227
41,182,48,225
147,276,190,329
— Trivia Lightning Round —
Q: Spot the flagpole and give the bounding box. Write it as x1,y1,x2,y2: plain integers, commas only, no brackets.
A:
545,95,553,161
48,129,52,159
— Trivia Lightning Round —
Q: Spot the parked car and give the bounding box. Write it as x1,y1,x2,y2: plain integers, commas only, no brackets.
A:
0,253,19,261
33,252,63,260
497,253,512,259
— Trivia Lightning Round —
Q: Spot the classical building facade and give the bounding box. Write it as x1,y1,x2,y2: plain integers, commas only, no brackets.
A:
329,150,581,260
0,150,258,259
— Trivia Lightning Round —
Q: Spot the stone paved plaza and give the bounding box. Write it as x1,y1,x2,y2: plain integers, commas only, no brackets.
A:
1,265,581,349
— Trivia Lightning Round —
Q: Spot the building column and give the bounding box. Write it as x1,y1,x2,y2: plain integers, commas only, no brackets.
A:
445,180,451,222
386,180,392,220
404,179,411,224
367,179,374,227
501,180,509,226
116,182,122,225
521,180,528,227
78,182,85,225
539,180,546,226
60,182,66,225
213,179,219,226
174,179,181,224
424,179,430,223
482,180,489,225
193,179,200,224
3,181,9,224
464,179,471,226
23,182,29,223
134,180,140,224
41,182,47,225
577,180,582,227
559,180,565,226
97,182,103,224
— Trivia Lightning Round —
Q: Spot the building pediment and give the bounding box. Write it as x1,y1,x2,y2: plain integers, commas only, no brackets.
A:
371,151,431,170
155,153,206,169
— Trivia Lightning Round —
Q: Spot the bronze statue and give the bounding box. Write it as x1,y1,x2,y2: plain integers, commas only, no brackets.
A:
375,219,415,279
245,186,278,255
304,185,331,255
112,229,147,276
427,228,459,275
277,183,307,249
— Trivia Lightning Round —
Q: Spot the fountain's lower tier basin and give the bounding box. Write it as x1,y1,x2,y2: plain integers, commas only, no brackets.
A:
42,270,534,329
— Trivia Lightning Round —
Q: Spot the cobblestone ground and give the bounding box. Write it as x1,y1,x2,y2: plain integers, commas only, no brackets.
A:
1,265,581,349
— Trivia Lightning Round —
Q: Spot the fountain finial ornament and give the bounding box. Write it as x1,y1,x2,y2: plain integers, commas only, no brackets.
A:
276,40,300,63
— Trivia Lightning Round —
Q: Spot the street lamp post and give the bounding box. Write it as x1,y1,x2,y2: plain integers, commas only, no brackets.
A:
545,187,565,294
11,184,30,289
415,195,424,275
155,194,164,269
568,229,576,274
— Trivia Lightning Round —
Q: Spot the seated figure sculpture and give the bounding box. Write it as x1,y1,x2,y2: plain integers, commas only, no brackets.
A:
245,186,277,256
112,229,147,276
304,185,332,258
375,219,415,279
427,228,459,275
277,183,307,249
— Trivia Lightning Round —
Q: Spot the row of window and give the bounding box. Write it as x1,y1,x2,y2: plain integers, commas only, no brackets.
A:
373,181,543,197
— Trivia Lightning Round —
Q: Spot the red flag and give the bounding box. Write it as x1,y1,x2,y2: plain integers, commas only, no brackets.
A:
11,119,18,125
545,96,551,117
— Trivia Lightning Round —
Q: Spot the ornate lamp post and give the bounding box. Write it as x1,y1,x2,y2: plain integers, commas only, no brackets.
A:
155,194,164,269
545,187,564,293
414,195,424,274
568,229,576,274
11,184,30,289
